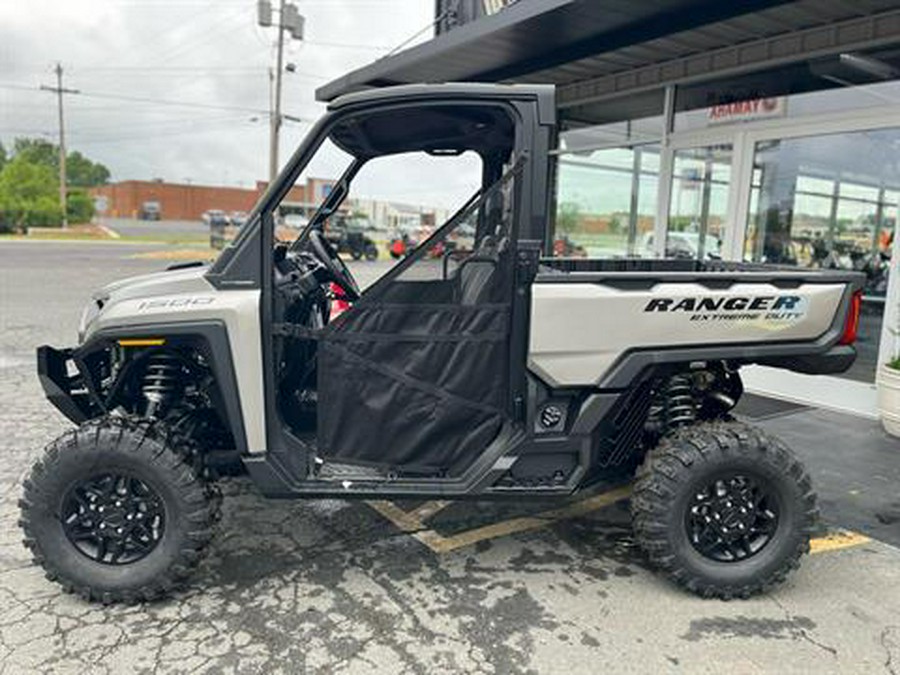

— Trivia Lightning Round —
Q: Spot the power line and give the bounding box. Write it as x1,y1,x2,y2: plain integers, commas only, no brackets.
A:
65,114,250,136
84,0,411,5
101,1,240,71
0,83,274,115
70,119,262,145
0,116,260,146
383,7,450,58
1,109,310,142
149,7,252,68
71,66,269,72
302,40,389,51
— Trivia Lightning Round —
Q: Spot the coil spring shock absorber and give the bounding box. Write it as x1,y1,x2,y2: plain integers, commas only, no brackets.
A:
664,373,696,430
141,352,182,418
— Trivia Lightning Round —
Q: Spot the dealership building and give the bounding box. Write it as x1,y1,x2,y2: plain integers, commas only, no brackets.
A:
316,0,900,416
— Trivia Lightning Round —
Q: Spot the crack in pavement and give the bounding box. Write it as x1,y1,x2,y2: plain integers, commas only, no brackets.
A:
882,626,899,675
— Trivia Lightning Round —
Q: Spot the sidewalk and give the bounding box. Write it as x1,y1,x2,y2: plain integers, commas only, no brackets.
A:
737,394,900,547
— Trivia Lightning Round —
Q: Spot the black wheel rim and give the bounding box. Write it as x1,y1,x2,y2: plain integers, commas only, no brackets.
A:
61,473,165,565
684,472,780,563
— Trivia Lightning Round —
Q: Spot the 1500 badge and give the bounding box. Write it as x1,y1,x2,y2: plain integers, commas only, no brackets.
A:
137,297,215,311
644,295,806,322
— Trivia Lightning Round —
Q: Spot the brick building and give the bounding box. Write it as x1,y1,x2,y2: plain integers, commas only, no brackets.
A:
90,178,334,221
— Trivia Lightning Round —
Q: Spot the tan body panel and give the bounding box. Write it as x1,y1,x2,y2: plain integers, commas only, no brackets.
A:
83,268,266,454
528,281,846,387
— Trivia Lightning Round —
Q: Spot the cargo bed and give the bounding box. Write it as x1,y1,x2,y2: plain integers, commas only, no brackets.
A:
528,258,865,389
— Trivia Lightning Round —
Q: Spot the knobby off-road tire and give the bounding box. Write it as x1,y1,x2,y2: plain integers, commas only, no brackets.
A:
631,420,817,599
19,415,220,604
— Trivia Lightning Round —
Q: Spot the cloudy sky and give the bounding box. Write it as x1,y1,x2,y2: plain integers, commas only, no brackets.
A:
0,0,437,193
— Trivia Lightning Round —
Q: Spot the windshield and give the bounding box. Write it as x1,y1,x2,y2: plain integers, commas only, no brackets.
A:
287,156,363,250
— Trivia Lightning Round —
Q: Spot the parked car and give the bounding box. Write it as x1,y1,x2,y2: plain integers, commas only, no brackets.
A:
283,213,309,229
640,231,721,259
138,201,161,221
202,209,228,226
229,211,249,228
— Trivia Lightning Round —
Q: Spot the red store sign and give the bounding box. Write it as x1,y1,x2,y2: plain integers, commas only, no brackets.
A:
707,97,787,125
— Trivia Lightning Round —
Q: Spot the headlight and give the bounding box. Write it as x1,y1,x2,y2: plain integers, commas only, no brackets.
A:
77,300,101,343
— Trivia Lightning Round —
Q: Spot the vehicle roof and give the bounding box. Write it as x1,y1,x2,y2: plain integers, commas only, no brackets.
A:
327,83,556,124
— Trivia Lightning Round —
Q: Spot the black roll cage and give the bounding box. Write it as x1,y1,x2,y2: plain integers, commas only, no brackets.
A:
202,87,556,490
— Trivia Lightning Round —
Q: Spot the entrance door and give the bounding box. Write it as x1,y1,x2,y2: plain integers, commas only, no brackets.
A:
665,144,734,259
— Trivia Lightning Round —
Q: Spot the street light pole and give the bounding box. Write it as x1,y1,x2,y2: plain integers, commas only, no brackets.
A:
260,0,302,186
269,0,286,185
40,63,79,228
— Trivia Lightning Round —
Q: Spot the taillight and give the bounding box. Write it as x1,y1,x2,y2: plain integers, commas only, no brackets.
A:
839,290,862,345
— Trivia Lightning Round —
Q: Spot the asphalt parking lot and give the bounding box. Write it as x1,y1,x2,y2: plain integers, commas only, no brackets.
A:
98,217,211,240
1,239,898,674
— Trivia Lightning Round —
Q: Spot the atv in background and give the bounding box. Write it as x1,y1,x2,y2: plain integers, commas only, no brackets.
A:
326,215,379,261
552,235,587,257
389,230,415,259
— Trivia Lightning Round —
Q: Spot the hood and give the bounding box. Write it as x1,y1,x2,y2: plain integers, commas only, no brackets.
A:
95,264,212,304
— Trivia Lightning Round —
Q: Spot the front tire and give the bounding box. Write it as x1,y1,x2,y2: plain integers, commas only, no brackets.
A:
19,416,220,604
631,421,817,599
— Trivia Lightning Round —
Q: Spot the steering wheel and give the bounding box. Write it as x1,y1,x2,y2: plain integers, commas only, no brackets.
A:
308,229,361,301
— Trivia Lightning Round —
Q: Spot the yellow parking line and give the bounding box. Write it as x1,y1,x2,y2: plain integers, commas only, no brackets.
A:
369,488,873,557
366,500,424,532
810,530,871,554
369,485,632,554
407,500,453,524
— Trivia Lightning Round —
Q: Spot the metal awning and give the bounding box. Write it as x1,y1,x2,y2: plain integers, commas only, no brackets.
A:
317,0,900,126
316,0,796,101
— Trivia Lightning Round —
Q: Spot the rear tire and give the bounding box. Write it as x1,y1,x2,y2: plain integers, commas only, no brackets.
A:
19,416,219,604
631,420,817,599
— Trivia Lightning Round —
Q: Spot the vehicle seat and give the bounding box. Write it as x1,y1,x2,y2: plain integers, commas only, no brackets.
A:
459,235,506,305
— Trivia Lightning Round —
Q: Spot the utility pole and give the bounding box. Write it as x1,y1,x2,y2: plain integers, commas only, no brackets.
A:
258,0,303,185
41,63,79,228
269,0,286,184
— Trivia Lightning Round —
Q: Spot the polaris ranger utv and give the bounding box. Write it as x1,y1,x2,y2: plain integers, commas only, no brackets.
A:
22,84,864,603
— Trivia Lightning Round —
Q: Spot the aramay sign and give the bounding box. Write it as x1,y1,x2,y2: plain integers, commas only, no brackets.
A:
707,97,787,125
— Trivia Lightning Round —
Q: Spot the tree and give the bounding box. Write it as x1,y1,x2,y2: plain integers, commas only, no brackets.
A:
13,138,57,168
67,150,110,187
12,137,110,186
556,201,582,236
608,214,623,234
0,155,62,232
0,137,107,229
66,189,95,224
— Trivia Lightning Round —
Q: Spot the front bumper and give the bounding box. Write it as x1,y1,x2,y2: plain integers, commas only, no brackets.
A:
37,346,94,423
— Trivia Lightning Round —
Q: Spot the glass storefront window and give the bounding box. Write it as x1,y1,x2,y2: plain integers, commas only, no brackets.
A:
553,144,660,257
665,145,732,259
743,127,900,383
559,116,663,152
